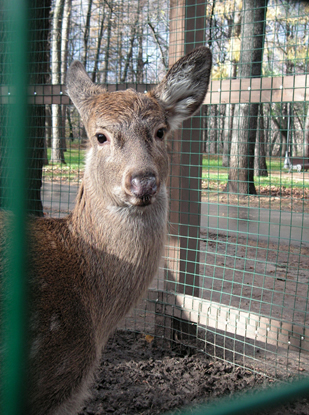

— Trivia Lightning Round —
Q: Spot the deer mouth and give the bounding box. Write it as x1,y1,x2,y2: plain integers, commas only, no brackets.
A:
132,194,155,207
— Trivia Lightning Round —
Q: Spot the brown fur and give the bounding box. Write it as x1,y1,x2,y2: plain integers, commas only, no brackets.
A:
1,47,211,415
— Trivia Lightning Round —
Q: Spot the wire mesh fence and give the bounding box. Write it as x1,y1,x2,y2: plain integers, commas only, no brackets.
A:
1,0,309,413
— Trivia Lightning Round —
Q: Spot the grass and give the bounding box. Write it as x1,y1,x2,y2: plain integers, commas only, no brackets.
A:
202,155,309,190
46,145,85,166
44,144,86,181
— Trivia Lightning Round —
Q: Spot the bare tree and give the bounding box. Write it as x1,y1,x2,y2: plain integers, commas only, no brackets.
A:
120,18,138,83
82,0,93,68
92,10,106,82
254,104,268,176
208,105,218,154
305,105,309,158
50,0,66,164
304,54,309,157
61,0,72,82
225,0,268,195
222,0,241,167
103,0,114,84
61,0,72,146
148,22,168,69
271,103,288,157
136,25,145,83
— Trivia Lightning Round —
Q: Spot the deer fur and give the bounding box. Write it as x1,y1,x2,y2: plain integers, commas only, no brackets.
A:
1,46,211,415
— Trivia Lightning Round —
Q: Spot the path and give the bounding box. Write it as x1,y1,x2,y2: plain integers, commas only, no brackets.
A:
42,182,309,247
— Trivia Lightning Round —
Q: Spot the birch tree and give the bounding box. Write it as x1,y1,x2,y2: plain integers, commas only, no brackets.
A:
50,0,66,164
61,0,72,146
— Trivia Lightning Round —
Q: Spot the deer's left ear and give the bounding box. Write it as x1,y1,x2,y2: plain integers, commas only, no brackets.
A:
150,46,212,131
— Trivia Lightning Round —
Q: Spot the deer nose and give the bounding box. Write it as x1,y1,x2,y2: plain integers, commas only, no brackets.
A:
130,172,157,201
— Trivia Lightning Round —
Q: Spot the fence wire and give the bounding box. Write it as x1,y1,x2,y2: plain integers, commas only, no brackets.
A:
1,0,309,413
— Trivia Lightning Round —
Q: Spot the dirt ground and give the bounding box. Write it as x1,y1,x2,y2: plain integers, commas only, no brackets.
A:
78,331,309,415
202,180,309,214
199,230,309,326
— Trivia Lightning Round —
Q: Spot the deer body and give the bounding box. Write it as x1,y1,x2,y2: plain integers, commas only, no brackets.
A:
29,191,167,414
1,47,211,415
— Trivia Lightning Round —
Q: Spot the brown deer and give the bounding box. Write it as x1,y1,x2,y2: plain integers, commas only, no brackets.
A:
2,46,211,414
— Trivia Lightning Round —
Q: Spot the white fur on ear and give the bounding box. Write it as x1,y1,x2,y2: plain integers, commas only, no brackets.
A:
151,47,212,131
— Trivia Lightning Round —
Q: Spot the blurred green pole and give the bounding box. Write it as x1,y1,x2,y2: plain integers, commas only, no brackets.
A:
1,0,29,413
174,375,309,415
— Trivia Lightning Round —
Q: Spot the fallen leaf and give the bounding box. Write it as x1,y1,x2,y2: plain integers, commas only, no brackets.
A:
144,334,154,343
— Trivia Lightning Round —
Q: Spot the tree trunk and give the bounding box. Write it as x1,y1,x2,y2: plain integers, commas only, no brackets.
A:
50,0,66,164
222,1,241,167
92,11,106,83
67,107,74,140
60,0,72,152
254,104,268,176
120,23,136,83
209,105,218,154
82,0,92,68
103,0,114,85
148,22,168,69
120,8,140,83
222,103,235,166
202,105,208,153
305,54,309,157
226,0,268,195
136,26,144,84
272,103,288,157
228,104,258,194
27,0,52,215
305,104,309,158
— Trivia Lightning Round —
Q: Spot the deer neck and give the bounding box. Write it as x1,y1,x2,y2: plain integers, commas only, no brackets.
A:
71,180,168,252
69,179,167,343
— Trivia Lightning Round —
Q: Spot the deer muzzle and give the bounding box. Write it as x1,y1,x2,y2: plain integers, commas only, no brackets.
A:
129,172,158,206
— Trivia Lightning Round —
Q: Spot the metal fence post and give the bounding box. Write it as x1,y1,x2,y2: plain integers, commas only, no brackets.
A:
1,0,29,414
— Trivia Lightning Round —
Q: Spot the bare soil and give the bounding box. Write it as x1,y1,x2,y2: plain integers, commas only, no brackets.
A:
202,181,309,214
199,231,309,326
79,331,309,415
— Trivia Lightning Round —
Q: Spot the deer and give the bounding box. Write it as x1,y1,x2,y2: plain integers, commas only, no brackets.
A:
1,46,212,415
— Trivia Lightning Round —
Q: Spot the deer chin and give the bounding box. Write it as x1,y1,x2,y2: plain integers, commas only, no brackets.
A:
114,186,157,208
108,188,156,210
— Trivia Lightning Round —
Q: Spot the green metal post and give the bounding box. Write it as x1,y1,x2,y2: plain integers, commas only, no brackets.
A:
1,0,29,413
176,376,309,415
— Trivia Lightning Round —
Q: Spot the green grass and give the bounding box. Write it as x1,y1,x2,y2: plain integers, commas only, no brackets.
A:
202,155,309,190
44,145,86,181
46,146,85,167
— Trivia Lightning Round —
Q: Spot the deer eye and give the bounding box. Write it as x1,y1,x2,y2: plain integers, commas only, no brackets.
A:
96,133,108,145
155,128,165,140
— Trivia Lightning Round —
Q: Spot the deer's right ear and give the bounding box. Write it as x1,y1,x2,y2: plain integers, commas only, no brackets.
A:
66,61,105,122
